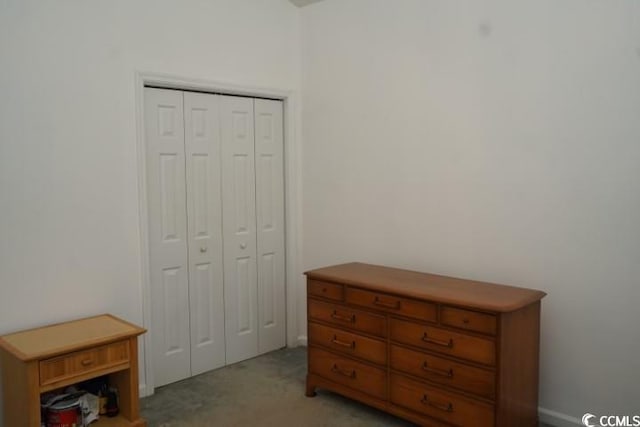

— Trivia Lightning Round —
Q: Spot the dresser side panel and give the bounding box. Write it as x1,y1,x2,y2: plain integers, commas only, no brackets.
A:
496,301,541,427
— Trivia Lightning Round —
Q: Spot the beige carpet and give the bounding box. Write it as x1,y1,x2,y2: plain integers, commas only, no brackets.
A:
141,347,551,427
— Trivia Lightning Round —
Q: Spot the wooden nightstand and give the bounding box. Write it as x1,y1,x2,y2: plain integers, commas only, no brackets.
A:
0,314,146,427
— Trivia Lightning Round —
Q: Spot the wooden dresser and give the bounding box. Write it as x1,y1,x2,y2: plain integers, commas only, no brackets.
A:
305,263,546,427
0,314,146,427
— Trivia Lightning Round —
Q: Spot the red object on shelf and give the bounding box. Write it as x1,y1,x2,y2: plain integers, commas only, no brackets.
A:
46,398,81,427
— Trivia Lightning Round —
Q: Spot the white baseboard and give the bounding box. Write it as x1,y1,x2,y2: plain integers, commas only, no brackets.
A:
139,383,153,398
539,407,582,427
297,335,308,346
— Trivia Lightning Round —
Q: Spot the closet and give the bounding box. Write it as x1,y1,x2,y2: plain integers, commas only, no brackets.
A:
144,87,285,387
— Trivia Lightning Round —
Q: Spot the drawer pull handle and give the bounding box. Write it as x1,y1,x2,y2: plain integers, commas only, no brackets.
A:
331,336,356,349
331,364,356,379
421,333,454,348
81,359,94,366
373,296,400,309
331,310,356,323
421,362,454,378
420,395,453,413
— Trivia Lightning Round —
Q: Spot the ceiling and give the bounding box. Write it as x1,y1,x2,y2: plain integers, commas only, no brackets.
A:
289,0,324,7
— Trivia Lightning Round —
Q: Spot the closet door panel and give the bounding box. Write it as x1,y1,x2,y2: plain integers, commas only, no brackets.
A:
254,99,286,354
144,88,191,387
220,96,258,364
184,92,226,375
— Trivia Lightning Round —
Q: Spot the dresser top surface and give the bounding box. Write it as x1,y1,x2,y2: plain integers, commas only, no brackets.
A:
305,262,546,312
0,314,146,361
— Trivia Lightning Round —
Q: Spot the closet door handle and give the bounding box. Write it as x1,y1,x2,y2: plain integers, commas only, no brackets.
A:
240,243,247,250
200,247,207,253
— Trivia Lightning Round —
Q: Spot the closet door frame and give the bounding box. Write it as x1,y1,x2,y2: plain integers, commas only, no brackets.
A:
135,72,303,396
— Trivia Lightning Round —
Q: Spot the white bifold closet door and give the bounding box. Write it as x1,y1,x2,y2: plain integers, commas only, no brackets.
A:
253,98,286,356
144,87,285,388
145,88,192,387
183,92,226,377
220,96,286,364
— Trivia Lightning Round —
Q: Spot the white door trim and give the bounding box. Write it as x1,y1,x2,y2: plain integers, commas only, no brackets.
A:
134,71,303,396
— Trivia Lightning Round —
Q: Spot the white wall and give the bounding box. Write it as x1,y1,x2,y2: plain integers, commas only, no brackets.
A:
2,0,639,424
301,0,640,424
0,0,300,420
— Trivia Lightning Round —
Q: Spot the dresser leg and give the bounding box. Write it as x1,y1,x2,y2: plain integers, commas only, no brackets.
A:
305,376,317,397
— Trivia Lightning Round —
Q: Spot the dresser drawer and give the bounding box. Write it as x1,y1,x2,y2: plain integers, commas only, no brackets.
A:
308,299,386,338
309,322,386,366
39,340,130,386
390,373,494,427
390,318,495,366
308,279,344,302
309,346,386,400
440,306,497,335
390,345,495,399
346,287,436,322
